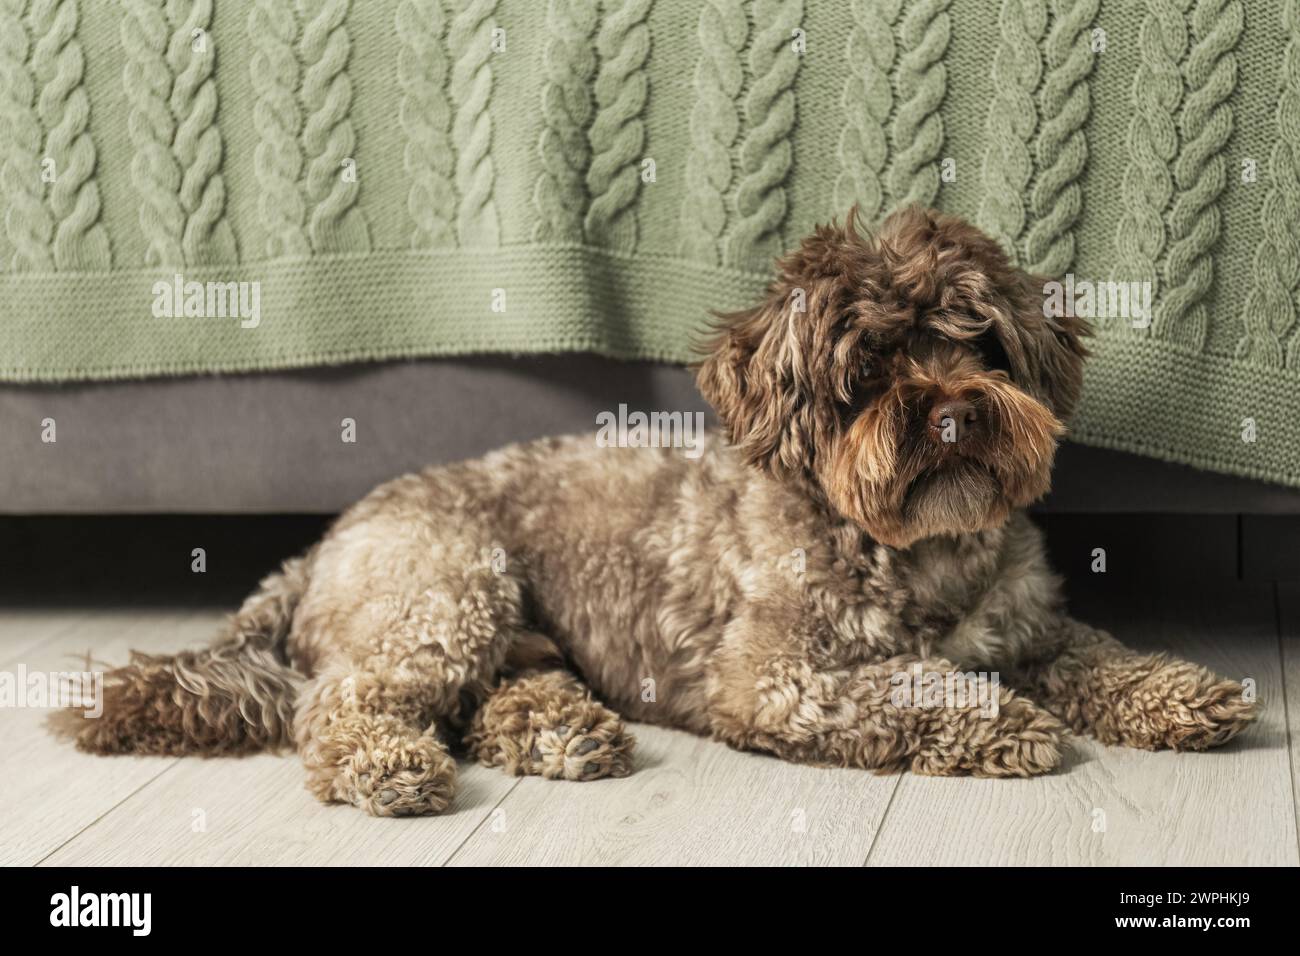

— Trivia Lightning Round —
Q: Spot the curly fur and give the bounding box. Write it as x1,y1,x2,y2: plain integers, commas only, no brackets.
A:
61,206,1257,816
53,556,308,755
466,668,635,780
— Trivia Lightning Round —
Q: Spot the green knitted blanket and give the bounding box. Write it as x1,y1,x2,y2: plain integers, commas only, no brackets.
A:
1,0,1296,486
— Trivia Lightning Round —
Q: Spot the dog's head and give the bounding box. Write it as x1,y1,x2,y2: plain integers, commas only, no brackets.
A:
697,206,1089,548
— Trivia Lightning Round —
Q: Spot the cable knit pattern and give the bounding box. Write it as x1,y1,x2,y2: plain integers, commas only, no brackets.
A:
677,0,746,264
583,0,652,251
1,0,53,271
248,0,308,257
6,1,1300,488
397,0,456,249
1157,0,1241,350
1236,3,1300,368
976,0,1046,263
166,0,236,263
121,0,185,266
833,0,900,225
725,0,802,267
28,0,111,270
297,0,369,253
1111,0,1189,329
887,0,951,210
1023,0,1098,277
531,0,597,243
448,0,499,247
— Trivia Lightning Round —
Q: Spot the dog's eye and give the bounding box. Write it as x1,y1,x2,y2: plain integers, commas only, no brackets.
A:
976,333,1012,375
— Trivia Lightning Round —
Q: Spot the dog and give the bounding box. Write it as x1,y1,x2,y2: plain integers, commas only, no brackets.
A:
60,206,1257,816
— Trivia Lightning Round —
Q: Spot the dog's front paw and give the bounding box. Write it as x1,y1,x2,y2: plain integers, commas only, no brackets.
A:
910,693,1066,778
1103,659,1258,751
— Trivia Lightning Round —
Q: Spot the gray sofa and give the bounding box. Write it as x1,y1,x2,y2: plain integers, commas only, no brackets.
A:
4,355,1300,516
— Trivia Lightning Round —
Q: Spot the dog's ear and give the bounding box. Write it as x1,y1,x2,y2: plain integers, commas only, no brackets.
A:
1026,273,1091,424
696,289,813,476
696,212,870,477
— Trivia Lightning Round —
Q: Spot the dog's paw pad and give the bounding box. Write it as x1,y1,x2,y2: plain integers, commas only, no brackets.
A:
527,723,635,781
347,740,457,817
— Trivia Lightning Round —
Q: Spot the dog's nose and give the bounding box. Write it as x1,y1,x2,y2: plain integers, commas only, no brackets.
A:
928,399,977,442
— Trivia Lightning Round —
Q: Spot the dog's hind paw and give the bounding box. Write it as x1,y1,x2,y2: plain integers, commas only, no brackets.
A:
339,733,458,817
528,721,635,781
466,669,635,781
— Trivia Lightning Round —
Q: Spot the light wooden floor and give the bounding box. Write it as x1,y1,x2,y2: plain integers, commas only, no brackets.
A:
2,581,1297,866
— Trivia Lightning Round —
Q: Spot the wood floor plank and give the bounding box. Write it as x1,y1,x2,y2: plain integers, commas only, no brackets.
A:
448,722,899,866
9,584,1291,867
0,608,100,668
43,755,519,866
1275,583,1300,865
868,582,1296,866
0,609,221,866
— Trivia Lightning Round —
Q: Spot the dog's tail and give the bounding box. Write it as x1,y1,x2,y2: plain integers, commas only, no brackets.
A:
54,554,312,756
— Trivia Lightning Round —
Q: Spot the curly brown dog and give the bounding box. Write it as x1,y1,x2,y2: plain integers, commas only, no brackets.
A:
59,207,1257,815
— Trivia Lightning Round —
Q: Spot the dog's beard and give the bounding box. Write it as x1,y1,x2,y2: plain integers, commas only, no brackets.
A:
903,460,1001,529
825,377,1063,548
